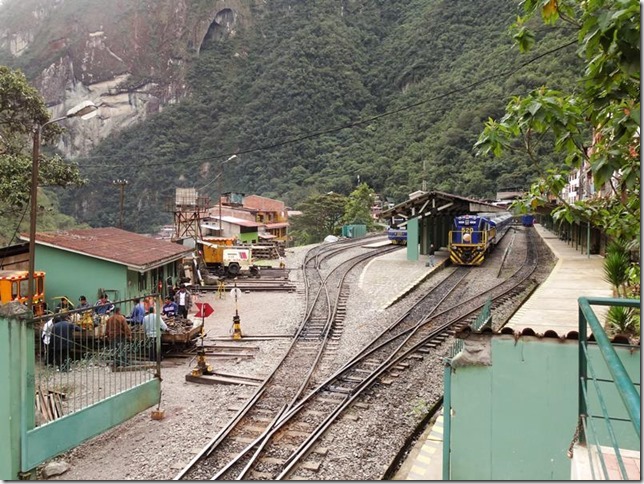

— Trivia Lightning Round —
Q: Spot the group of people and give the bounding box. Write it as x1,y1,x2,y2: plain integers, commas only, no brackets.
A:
41,285,195,368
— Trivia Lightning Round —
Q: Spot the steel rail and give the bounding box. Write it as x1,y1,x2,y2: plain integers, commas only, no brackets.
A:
213,246,398,479
176,242,392,480
276,251,541,479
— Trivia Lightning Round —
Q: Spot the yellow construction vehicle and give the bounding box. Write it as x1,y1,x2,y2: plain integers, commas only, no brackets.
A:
197,237,260,278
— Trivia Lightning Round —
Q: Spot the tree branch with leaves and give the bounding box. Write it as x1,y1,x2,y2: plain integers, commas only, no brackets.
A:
475,0,640,242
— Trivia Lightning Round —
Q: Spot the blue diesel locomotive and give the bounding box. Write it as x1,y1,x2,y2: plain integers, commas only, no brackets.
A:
521,214,535,227
449,212,513,266
387,227,407,245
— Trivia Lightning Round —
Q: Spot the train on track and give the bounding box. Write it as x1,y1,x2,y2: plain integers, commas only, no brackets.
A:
448,212,513,266
387,226,407,245
521,214,535,227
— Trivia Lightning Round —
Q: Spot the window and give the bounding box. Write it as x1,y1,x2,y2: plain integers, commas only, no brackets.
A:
19,279,28,298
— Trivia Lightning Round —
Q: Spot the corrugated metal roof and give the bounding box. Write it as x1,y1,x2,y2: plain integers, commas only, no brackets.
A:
381,190,505,220
20,228,192,271
212,215,262,228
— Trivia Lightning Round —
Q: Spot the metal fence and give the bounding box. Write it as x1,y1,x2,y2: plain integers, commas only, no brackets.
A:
449,298,492,358
577,297,640,480
33,295,162,427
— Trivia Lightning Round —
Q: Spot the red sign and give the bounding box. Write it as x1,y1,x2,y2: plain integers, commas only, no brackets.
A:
194,302,214,318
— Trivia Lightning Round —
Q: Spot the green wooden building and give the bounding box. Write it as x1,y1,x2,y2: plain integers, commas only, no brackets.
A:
20,227,193,308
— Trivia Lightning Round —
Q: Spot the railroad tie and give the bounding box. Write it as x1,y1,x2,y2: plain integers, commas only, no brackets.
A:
300,460,322,471
261,457,287,466
248,471,273,479
328,385,353,394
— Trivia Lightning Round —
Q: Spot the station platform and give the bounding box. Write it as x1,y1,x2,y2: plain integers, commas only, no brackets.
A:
504,223,613,336
359,245,448,310
392,223,614,480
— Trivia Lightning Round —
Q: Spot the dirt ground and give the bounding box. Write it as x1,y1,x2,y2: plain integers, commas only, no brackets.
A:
44,253,307,481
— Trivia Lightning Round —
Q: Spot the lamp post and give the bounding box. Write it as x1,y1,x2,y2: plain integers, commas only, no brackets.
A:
27,100,98,312
112,179,128,228
218,154,237,237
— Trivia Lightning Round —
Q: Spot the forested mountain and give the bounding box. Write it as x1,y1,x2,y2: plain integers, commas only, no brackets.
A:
2,0,581,234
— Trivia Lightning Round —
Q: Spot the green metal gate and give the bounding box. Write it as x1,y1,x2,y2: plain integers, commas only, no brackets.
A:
0,297,162,479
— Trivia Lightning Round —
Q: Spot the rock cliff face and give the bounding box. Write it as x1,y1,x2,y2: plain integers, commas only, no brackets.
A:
0,0,248,157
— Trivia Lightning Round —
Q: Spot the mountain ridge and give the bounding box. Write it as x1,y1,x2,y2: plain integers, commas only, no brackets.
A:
0,0,580,234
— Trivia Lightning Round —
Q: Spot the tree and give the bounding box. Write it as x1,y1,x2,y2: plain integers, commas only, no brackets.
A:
342,182,376,229
0,66,85,208
289,192,347,245
475,0,640,243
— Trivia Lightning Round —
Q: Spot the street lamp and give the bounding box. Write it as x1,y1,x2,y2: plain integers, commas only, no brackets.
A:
218,154,237,237
27,100,98,312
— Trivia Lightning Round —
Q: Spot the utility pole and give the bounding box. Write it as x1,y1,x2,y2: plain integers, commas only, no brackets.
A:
112,179,128,229
28,100,97,311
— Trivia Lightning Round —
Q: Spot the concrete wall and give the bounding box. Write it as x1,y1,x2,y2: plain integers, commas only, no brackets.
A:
36,246,181,308
37,245,127,309
448,335,640,480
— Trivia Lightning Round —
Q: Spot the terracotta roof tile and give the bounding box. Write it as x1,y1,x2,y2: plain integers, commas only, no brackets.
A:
21,228,192,270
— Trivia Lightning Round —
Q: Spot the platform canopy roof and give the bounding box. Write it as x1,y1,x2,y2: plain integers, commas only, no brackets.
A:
380,190,505,226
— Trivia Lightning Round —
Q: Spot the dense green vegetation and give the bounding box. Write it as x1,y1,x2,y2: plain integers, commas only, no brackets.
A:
0,66,87,244
478,0,640,242
54,0,582,233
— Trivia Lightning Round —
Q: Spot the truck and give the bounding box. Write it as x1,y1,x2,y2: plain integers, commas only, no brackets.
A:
197,238,260,278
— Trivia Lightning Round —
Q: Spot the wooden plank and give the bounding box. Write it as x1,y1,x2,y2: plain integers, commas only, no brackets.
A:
185,374,260,386
38,387,52,422
54,394,64,418
205,353,256,359
213,371,265,382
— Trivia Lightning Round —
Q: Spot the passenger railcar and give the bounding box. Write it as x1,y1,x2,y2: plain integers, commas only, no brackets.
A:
521,214,535,227
387,227,407,245
449,212,513,266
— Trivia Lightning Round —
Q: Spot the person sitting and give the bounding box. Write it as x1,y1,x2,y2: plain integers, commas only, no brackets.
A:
162,296,178,318
75,295,94,329
77,295,91,311
94,293,114,316
55,298,72,314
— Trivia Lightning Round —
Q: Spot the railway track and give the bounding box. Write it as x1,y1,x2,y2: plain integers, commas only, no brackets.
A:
195,280,297,292
176,230,540,480
175,239,394,480
240,232,539,479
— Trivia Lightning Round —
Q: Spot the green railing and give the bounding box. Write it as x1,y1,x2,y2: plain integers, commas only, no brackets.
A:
577,297,641,480
449,298,491,358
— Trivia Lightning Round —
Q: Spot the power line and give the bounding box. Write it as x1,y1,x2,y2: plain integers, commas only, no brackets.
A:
78,39,577,171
